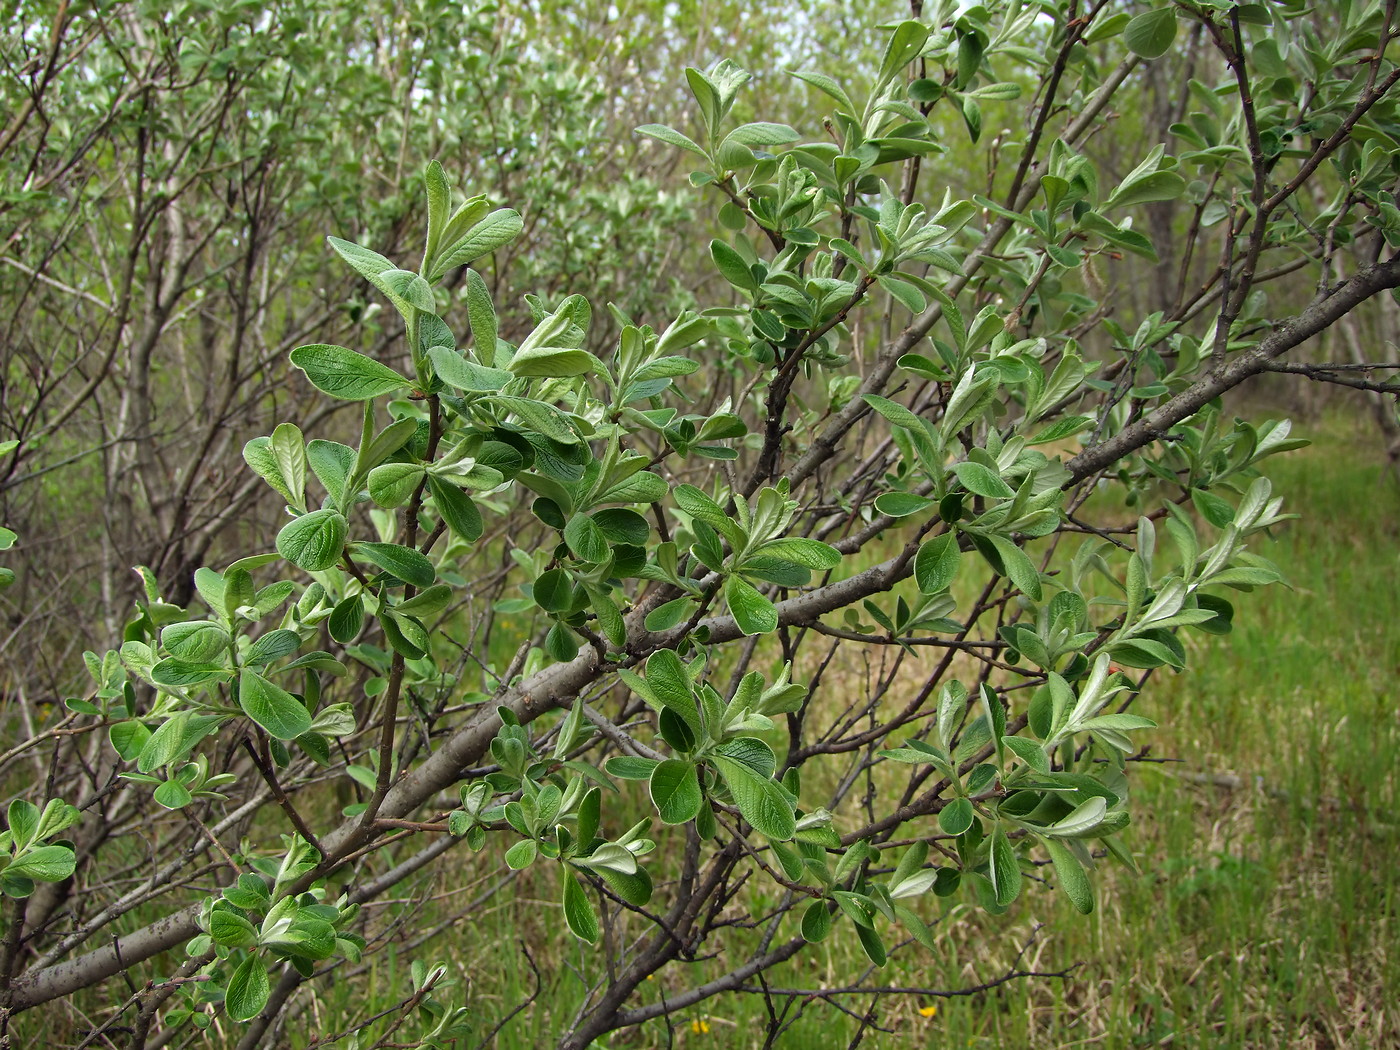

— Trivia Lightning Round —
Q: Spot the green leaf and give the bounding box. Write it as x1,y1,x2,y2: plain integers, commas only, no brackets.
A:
239,670,312,741
109,721,151,762
136,713,222,772
987,534,1043,601
209,908,259,949
6,800,38,850
873,492,936,518
650,760,703,824
507,346,597,379
433,209,524,277
464,270,500,366
243,438,296,505
862,394,927,433
428,476,484,542
596,470,668,504
562,872,599,943
939,796,974,836
711,754,795,840
225,955,271,1022
1124,8,1178,59
148,658,225,688
533,568,572,613
801,900,833,942
353,543,435,588
428,347,518,392
563,515,609,564
244,629,300,666
1002,734,1050,774
269,423,306,508
880,19,931,83
1107,170,1186,209
276,510,348,573
1028,415,1094,445
645,650,701,734
1044,838,1094,914
288,344,407,401
7,844,75,882
644,596,693,632
307,440,354,505
953,461,1014,499
989,825,1022,907
153,779,193,809
505,839,537,870
914,534,961,594
1192,488,1235,528
491,395,582,444
710,240,757,292
878,273,926,313
328,594,363,644
396,584,453,619
726,576,778,635
854,920,887,967
636,123,709,157
752,537,842,569
604,756,661,781
592,508,650,546
161,621,231,664
224,874,271,911
789,69,855,112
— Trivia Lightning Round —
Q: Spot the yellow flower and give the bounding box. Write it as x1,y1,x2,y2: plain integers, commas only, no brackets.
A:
918,1004,938,1018
690,1018,711,1034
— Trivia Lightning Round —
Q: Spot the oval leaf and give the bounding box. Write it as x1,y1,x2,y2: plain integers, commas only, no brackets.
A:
225,955,271,1022
289,344,407,401
276,510,348,573
239,670,313,741
650,760,703,825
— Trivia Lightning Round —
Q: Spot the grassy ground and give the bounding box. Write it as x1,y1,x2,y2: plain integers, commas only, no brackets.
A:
425,413,1398,1050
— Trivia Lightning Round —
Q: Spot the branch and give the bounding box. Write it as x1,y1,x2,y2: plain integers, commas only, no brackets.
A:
1067,253,1400,481
1262,360,1400,394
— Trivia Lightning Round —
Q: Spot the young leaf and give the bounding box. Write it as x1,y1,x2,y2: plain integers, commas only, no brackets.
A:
989,825,1022,907
752,537,842,569
986,534,1043,601
225,955,271,1022
276,510,348,573
711,754,795,840
636,123,709,157
427,476,484,542
562,872,599,943
938,797,974,836
649,759,703,824
288,344,408,401
1044,838,1094,914
914,533,961,594
1124,7,1178,59
563,514,609,564
353,543,435,589
505,839,537,870
7,844,76,882
953,461,1015,499
800,899,833,942
726,575,779,635
239,670,313,741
